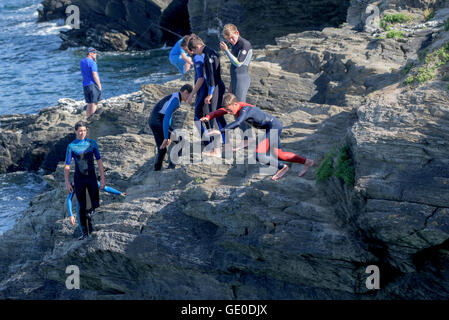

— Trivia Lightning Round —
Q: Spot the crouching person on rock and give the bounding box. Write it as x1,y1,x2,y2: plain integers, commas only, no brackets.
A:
64,121,105,240
148,84,193,171
203,93,315,181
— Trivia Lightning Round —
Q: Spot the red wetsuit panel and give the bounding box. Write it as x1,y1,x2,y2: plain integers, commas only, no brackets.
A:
206,102,254,120
256,138,306,164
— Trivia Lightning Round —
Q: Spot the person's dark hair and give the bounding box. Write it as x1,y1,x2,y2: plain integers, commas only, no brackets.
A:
187,35,204,51
74,121,88,131
222,93,238,107
180,84,193,93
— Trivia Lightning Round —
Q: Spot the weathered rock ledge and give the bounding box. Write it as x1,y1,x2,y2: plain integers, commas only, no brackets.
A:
1,3,449,299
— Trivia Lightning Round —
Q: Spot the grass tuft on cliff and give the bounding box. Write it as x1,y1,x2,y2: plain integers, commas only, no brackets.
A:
404,42,449,85
316,145,355,187
386,30,405,39
380,13,413,30
424,8,435,22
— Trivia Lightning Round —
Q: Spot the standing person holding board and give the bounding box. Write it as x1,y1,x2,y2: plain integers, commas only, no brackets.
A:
64,121,105,240
80,47,102,120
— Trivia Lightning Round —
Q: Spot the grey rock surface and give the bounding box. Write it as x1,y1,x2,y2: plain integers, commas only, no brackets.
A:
1,2,449,300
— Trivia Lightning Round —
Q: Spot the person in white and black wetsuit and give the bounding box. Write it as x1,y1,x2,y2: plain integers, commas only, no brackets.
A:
220,24,253,103
220,24,253,149
188,35,227,157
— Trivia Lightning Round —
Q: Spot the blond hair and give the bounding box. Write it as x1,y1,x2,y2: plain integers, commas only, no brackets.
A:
222,93,238,107
223,24,238,37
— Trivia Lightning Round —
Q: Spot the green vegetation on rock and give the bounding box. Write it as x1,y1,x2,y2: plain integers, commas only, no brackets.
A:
380,13,413,30
404,42,449,85
316,145,355,187
386,30,405,39
424,8,435,22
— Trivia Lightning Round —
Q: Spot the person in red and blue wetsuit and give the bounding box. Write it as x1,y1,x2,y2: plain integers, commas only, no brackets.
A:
202,93,315,180
188,35,227,157
64,121,105,240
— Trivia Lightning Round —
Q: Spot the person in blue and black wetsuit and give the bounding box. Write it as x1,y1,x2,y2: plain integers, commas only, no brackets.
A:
67,181,126,235
64,121,105,240
148,84,193,171
186,34,210,147
188,35,227,157
204,93,315,181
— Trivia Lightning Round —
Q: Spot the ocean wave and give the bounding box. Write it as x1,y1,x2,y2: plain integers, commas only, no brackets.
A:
27,20,71,36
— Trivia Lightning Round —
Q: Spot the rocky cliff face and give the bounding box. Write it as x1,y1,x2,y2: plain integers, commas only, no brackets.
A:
38,0,190,50
187,0,350,49
1,2,449,299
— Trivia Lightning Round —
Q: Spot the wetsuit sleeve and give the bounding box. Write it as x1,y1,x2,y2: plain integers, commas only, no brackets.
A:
92,140,101,160
163,98,179,139
97,181,122,195
220,107,250,133
225,41,252,68
67,192,75,217
206,108,228,120
65,144,72,165
204,53,218,96
194,57,204,79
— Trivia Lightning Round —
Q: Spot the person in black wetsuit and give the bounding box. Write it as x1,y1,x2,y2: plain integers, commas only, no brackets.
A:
64,121,105,240
188,35,227,157
205,93,315,181
148,84,193,171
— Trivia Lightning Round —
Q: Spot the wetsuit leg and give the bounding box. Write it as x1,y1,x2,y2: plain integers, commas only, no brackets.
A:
85,176,99,234
232,75,252,139
168,136,184,169
74,174,89,236
234,73,250,103
270,119,307,164
208,81,227,147
255,129,284,170
194,92,210,146
149,116,167,171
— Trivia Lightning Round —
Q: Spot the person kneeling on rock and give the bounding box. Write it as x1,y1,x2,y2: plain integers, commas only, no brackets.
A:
202,93,315,181
64,121,106,240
